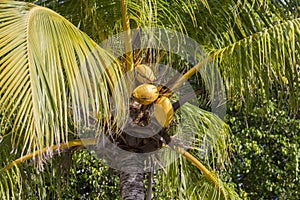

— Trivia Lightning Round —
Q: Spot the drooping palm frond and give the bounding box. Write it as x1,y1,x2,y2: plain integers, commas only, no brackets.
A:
0,165,22,199
172,103,231,170
0,133,23,199
0,0,127,161
149,102,236,199
210,17,300,112
0,137,77,199
157,151,239,200
178,17,300,113
184,0,300,113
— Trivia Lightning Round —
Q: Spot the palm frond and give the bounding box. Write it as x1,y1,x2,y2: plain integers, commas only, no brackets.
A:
157,0,298,114
0,165,22,200
156,151,239,200
32,0,210,42
171,102,230,170
0,0,127,160
0,135,22,199
211,17,300,112
149,102,235,199
0,149,76,199
176,12,300,113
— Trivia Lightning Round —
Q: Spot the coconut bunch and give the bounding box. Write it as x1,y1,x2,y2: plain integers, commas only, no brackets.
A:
106,64,174,154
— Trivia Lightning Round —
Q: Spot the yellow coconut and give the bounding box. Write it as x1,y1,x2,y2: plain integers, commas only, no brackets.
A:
132,83,159,105
154,96,174,127
135,64,156,83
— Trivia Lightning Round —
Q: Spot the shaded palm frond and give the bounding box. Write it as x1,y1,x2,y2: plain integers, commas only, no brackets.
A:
190,0,296,49
0,134,23,199
0,148,76,199
24,0,116,43
0,165,22,200
0,0,127,161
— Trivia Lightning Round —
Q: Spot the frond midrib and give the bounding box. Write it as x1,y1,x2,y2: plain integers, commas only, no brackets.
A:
211,17,300,58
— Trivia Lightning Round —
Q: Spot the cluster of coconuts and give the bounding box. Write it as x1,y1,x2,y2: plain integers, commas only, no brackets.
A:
132,64,174,128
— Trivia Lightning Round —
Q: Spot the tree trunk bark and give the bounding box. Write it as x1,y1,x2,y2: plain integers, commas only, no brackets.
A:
120,170,145,200
119,153,145,200
96,129,148,199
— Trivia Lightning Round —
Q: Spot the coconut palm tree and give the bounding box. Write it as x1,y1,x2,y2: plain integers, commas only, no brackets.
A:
0,0,299,199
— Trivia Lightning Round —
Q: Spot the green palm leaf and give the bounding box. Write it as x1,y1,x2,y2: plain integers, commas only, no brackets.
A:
211,17,300,112
0,0,126,159
170,103,233,199
158,152,239,200
173,103,231,169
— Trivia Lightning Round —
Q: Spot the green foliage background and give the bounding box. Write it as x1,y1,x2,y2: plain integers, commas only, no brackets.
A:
63,150,121,200
225,96,300,199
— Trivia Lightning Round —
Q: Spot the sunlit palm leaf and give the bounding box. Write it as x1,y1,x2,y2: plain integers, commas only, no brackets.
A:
158,154,239,200
0,0,126,159
33,0,210,43
180,0,300,112
172,103,231,170
212,17,300,112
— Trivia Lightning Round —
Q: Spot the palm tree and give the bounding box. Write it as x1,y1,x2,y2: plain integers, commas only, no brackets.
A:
0,0,299,199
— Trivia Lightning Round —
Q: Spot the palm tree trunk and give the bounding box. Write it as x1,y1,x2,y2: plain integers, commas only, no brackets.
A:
119,154,145,200
120,170,145,200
